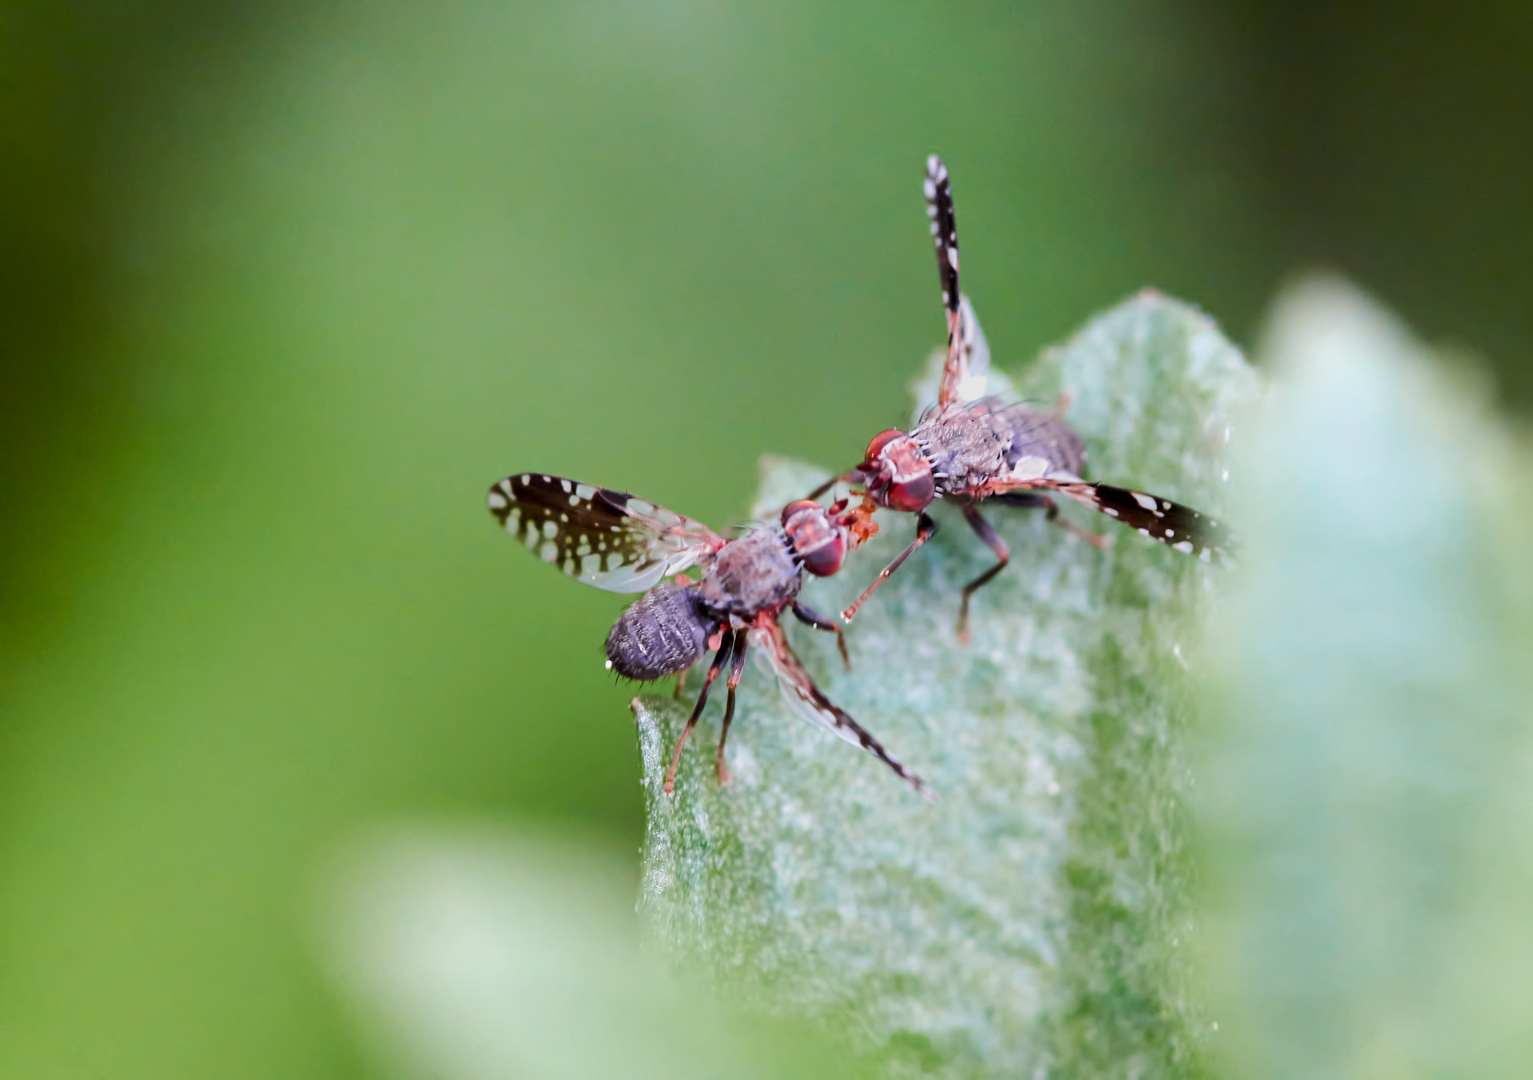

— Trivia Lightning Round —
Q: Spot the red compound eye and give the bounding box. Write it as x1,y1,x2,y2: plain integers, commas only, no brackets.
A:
862,429,907,467
886,469,935,513
780,499,821,526
798,530,845,577
781,501,846,577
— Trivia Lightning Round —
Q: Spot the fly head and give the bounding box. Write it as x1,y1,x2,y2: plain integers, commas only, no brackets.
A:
780,500,847,577
860,429,935,513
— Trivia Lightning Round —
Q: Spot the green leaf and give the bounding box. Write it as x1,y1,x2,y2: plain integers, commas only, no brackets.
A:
321,826,874,1080
1195,278,1533,1079
635,292,1261,1077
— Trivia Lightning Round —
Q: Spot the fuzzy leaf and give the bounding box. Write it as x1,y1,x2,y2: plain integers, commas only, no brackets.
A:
635,292,1260,1078
320,827,874,1080
1195,278,1533,1078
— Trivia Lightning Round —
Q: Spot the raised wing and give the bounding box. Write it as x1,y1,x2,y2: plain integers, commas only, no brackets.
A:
752,619,935,801
488,473,724,592
925,155,961,323
951,294,991,403
925,154,969,410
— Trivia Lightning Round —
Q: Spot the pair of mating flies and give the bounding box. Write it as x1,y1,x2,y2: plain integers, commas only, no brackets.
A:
488,156,1232,800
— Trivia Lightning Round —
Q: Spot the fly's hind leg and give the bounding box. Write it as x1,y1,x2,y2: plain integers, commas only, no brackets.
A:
791,601,850,672
957,503,1010,644
715,629,750,785
664,631,733,796
991,491,1107,550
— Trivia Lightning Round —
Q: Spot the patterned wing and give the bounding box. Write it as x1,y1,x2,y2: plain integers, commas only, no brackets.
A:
925,155,960,321
1050,481,1235,565
924,155,969,410
487,473,724,592
752,619,935,801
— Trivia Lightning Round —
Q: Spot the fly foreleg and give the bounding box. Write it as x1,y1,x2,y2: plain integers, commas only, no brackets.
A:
841,512,939,623
804,470,865,504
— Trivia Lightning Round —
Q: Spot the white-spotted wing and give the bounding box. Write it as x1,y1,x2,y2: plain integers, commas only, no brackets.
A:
926,154,976,411
925,154,960,323
488,473,724,592
1050,481,1235,565
926,156,994,407
751,620,935,801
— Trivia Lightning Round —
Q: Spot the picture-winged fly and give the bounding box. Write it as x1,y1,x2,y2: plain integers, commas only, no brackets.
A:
815,156,1234,640
488,473,933,799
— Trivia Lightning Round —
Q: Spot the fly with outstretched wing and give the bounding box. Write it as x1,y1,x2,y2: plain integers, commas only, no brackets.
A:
488,475,933,800
488,472,723,592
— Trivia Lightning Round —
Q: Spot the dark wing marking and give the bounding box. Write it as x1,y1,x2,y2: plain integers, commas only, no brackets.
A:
925,154,960,320
1051,481,1235,565
925,155,969,410
753,619,936,801
488,473,724,591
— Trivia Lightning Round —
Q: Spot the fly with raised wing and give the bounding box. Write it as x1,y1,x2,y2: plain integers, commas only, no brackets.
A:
487,473,933,800
814,156,1235,640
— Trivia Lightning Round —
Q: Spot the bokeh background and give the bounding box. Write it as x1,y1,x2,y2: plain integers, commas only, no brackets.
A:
2,1,1530,1075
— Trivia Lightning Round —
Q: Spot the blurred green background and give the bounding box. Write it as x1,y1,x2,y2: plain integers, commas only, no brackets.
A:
2,1,1530,1075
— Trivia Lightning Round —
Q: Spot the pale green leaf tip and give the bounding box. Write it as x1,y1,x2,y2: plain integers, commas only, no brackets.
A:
634,292,1260,1078
1196,275,1533,1080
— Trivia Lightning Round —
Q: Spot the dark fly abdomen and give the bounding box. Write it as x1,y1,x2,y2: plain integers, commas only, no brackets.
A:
696,526,801,620
605,582,712,681
832,156,1234,639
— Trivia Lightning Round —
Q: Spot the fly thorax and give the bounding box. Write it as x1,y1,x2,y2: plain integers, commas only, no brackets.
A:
917,407,1008,494
697,527,802,618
